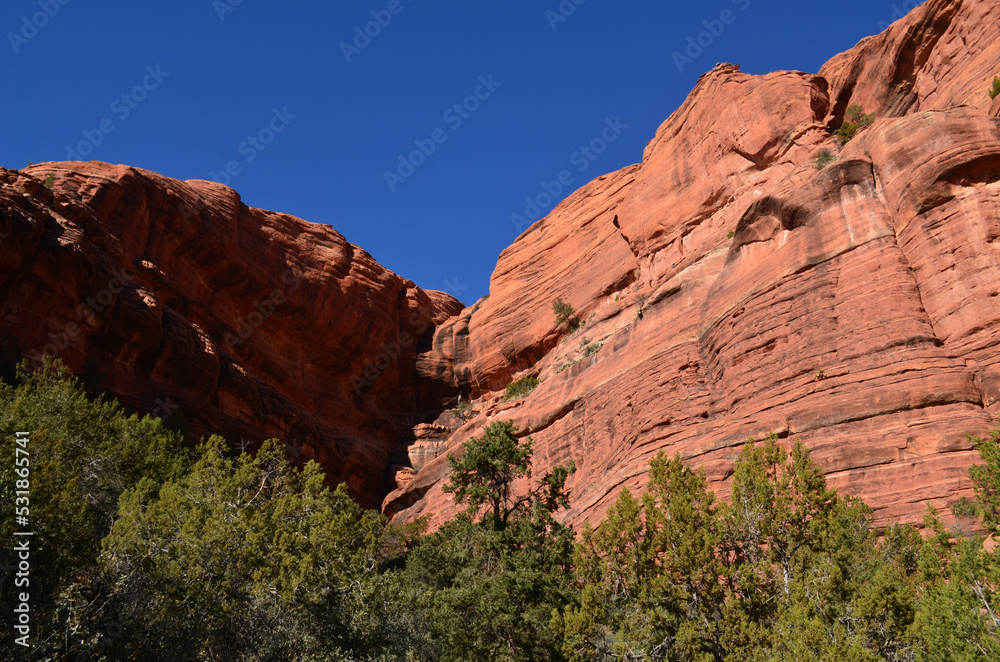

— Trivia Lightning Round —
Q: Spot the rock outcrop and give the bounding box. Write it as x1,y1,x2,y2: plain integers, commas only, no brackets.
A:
2,0,999,530
0,162,461,508
386,0,1000,530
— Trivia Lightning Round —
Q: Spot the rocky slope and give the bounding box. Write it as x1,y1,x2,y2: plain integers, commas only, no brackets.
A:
0,162,461,507
2,0,999,529
386,0,1000,530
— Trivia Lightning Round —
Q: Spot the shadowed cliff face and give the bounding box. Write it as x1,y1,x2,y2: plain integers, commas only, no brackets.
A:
2,0,999,527
386,0,1000,530
0,162,462,508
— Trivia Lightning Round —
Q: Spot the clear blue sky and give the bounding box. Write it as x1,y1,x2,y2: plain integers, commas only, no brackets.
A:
2,0,919,303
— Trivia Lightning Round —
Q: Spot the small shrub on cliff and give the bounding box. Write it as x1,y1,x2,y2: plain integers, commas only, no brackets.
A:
553,297,581,331
451,401,475,420
836,104,875,144
43,173,55,188
504,375,539,401
990,75,1000,100
553,297,574,324
814,148,837,169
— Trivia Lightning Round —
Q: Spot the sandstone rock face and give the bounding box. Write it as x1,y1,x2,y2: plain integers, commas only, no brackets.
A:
0,163,461,508
2,0,999,532
387,0,1000,530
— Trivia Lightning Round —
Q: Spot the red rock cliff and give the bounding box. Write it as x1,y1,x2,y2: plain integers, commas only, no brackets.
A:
3,0,999,529
387,0,1000,530
0,162,461,508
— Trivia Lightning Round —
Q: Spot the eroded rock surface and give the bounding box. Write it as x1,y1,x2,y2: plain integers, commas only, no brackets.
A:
387,0,1000,530
0,162,461,507
3,0,999,530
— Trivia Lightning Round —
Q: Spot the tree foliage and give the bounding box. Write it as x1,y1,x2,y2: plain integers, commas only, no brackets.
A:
909,430,1000,661
0,358,192,658
559,436,929,661
553,297,581,331
966,430,1000,535
408,420,579,660
101,437,392,660
836,104,876,144
5,359,1000,660
0,360,413,661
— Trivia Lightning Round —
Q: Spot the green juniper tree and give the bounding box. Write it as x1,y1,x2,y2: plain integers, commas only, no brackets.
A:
559,453,726,661
554,297,581,331
101,437,395,660
0,358,192,659
404,420,578,661
0,359,416,661
8,357,1000,661
559,435,927,661
909,431,1000,662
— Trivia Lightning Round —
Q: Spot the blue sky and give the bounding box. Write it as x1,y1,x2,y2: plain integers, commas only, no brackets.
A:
2,0,920,303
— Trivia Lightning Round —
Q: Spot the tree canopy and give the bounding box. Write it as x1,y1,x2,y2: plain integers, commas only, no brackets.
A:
2,360,998,660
